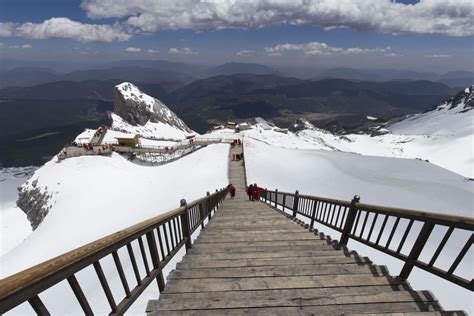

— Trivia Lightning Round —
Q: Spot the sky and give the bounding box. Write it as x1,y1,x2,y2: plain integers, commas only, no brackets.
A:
0,0,473,73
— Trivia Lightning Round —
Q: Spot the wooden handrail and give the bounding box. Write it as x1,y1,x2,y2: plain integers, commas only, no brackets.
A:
262,188,474,291
267,189,474,226
0,188,229,314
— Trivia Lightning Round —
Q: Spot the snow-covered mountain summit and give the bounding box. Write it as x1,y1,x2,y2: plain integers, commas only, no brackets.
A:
114,82,192,133
388,85,473,135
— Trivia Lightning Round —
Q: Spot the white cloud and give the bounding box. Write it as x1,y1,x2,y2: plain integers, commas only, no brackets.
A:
264,42,394,57
0,17,131,42
236,50,254,57
425,54,451,58
21,44,32,49
125,47,141,52
81,0,474,37
168,47,198,55
147,48,159,53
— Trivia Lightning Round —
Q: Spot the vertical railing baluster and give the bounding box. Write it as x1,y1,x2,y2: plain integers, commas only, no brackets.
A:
67,275,93,315
448,234,473,275
156,226,166,260
399,222,435,280
429,227,454,266
126,243,141,285
112,251,131,297
137,237,151,275
146,230,165,292
28,295,50,316
375,215,389,245
93,261,117,313
385,217,400,249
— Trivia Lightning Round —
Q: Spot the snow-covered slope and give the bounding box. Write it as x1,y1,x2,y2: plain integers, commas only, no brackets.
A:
389,85,473,135
114,82,191,134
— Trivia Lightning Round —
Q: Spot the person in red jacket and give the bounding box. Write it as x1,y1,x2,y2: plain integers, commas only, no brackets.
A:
228,184,236,199
252,183,260,201
247,184,254,201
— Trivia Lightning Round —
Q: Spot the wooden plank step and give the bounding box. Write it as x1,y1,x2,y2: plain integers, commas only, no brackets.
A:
156,284,413,301
162,275,403,293
187,244,337,254
197,233,322,243
150,290,437,311
181,250,343,261
192,239,326,249
168,264,389,279
177,255,370,269
148,302,441,315
199,229,311,237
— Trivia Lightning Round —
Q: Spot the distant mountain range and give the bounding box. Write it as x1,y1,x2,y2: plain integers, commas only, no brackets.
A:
2,60,473,90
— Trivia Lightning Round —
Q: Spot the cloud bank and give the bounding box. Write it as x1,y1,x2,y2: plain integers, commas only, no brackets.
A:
0,18,131,42
169,47,198,55
264,42,394,57
81,0,474,37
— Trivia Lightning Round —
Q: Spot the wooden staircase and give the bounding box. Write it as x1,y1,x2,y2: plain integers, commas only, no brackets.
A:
146,146,464,315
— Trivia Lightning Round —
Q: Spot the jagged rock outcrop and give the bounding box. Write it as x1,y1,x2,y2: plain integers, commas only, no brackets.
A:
289,118,316,133
114,82,192,132
17,179,52,230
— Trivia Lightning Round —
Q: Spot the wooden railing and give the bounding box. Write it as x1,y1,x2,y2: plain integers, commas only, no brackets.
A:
0,188,228,315
261,189,474,291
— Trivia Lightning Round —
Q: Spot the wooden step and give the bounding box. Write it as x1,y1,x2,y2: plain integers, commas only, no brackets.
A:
168,264,389,279
149,290,439,311
177,255,371,269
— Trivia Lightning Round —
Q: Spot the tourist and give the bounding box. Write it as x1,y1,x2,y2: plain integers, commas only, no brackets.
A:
247,184,254,201
229,184,236,199
253,183,261,201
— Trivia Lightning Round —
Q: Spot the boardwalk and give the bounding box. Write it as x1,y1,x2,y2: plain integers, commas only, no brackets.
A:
147,146,449,315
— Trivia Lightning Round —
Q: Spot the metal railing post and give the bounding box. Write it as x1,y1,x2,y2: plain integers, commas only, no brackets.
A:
292,190,299,218
180,199,192,251
339,195,360,246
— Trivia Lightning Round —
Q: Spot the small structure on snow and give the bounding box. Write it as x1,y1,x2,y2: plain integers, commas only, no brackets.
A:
115,134,140,147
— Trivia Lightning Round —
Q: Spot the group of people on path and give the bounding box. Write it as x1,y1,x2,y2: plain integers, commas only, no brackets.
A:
227,183,261,201
247,183,261,201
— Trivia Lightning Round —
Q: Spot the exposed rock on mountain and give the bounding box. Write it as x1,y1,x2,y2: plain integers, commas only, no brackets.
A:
114,82,192,132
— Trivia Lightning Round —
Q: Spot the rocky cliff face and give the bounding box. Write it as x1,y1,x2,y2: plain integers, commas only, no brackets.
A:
17,178,52,230
114,82,192,132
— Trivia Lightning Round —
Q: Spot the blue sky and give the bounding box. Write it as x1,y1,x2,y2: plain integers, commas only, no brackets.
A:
0,0,473,72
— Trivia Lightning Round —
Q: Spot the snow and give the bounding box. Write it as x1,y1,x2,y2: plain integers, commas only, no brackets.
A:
116,82,156,112
0,167,35,256
1,144,229,314
366,116,378,121
244,137,474,314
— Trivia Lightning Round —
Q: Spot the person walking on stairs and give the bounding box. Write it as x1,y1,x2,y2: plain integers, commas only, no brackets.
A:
247,184,254,201
228,184,236,199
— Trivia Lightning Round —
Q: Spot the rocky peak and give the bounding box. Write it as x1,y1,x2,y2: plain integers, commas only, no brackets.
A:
114,82,192,132
429,85,473,114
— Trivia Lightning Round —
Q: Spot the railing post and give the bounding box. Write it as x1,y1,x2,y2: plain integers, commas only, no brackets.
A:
282,193,286,212
398,221,435,280
339,195,360,246
292,190,299,218
180,199,192,251
145,231,165,292
206,191,211,221
274,189,278,208
199,202,205,229
310,200,318,229
264,188,267,203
